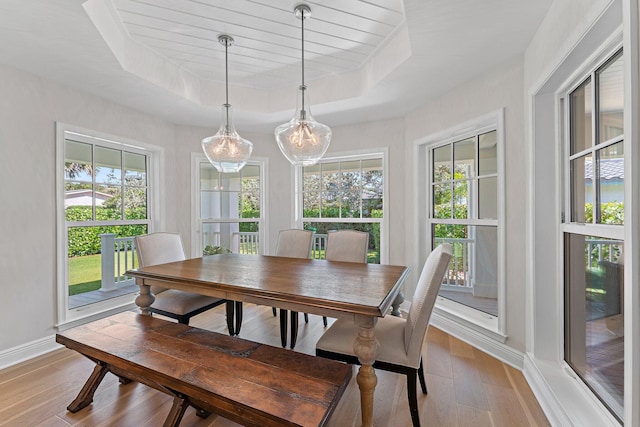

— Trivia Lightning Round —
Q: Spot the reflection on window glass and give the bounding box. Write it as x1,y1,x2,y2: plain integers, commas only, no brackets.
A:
433,145,451,181
570,78,593,155
598,53,624,143
478,131,497,175
479,177,497,219
454,137,476,178
564,233,624,421
571,154,592,223
597,142,624,225
433,224,498,317
64,140,92,182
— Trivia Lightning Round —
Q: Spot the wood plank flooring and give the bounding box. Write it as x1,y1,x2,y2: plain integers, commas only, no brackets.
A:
0,304,549,427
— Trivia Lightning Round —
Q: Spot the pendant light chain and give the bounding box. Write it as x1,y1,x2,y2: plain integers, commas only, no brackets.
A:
224,37,230,128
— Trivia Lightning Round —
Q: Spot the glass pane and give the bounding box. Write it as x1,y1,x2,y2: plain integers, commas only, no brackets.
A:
322,192,339,217
570,78,593,155
221,171,241,191
571,154,592,223
454,181,469,219
124,187,147,219
96,184,121,220
597,142,624,225
479,177,497,219
322,162,341,192
598,52,624,143
202,222,259,255
362,169,383,198
362,189,382,219
478,131,497,175
454,137,475,179
95,146,122,184
303,164,321,193
123,152,146,186
241,192,260,218
200,163,220,191
564,233,624,421
341,160,361,191
433,144,452,182
201,191,221,219
220,191,241,218
304,192,320,217
342,190,360,218
65,182,93,221
433,183,452,219
67,224,145,308
434,224,498,317
302,222,378,263
64,140,92,182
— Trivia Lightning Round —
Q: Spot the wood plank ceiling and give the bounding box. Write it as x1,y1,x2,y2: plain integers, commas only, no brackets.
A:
113,0,405,89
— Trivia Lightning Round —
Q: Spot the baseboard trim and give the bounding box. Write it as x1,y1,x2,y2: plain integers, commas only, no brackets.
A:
430,310,524,369
0,335,60,370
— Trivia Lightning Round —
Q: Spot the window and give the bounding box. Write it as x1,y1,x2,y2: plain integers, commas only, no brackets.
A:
296,152,386,263
193,155,266,256
563,48,624,422
57,124,160,324
430,129,500,317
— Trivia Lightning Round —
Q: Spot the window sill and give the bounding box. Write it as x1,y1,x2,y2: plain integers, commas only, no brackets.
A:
431,295,507,341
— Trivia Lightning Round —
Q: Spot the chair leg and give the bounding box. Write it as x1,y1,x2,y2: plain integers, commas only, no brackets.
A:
279,309,288,348
407,370,421,427
225,301,235,336
272,307,277,317
418,358,427,394
234,301,243,335
290,311,299,349
303,313,309,323
323,316,328,327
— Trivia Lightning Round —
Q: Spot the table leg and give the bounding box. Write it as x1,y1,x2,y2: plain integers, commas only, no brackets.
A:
391,291,404,317
135,283,155,316
353,315,379,427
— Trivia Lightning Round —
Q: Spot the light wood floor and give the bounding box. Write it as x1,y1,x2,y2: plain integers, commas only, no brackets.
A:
0,304,549,427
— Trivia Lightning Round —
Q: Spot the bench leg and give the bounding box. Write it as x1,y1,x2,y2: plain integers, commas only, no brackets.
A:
164,395,190,427
67,362,109,413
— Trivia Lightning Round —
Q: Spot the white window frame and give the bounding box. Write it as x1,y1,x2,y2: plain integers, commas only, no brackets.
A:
414,110,506,342
55,123,164,328
292,148,389,264
191,153,268,257
559,41,626,423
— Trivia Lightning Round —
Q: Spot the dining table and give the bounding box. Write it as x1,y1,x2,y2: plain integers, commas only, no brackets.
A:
127,253,409,427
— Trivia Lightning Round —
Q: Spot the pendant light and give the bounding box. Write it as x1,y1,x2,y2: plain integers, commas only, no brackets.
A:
202,34,253,173
275,3,331,166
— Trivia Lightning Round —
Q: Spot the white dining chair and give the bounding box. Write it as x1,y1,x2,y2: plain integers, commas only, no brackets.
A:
316,243,452,427
135,232,230,331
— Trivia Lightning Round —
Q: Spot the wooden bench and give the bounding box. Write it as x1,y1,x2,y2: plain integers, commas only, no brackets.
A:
55,311,351,427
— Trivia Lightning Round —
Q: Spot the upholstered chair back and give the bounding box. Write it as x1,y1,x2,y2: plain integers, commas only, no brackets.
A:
275,229,313,259
135,232,186,295
325,230,369,263
403,243,452,367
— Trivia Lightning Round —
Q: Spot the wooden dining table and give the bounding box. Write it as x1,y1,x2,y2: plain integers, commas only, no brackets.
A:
127,253,409,427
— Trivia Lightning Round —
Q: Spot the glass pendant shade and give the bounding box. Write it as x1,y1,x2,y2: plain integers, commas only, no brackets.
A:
202,103,253,173
275,85,331,166
202,34,252,173
275,3,331,167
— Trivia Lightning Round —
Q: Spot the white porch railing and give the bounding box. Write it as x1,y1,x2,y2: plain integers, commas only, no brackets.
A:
312,234,327,259
233,231,259,254
99,234,137,292
435,237,474,289
586,238,623,268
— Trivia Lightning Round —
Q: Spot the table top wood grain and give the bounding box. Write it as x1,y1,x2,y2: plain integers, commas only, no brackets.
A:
127,254,409,318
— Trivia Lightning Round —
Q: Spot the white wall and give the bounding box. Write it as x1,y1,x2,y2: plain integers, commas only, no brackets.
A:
404,57,527,352
0,64,177,352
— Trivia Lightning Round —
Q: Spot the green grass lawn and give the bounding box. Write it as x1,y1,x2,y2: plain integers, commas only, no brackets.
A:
68,253,138,295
